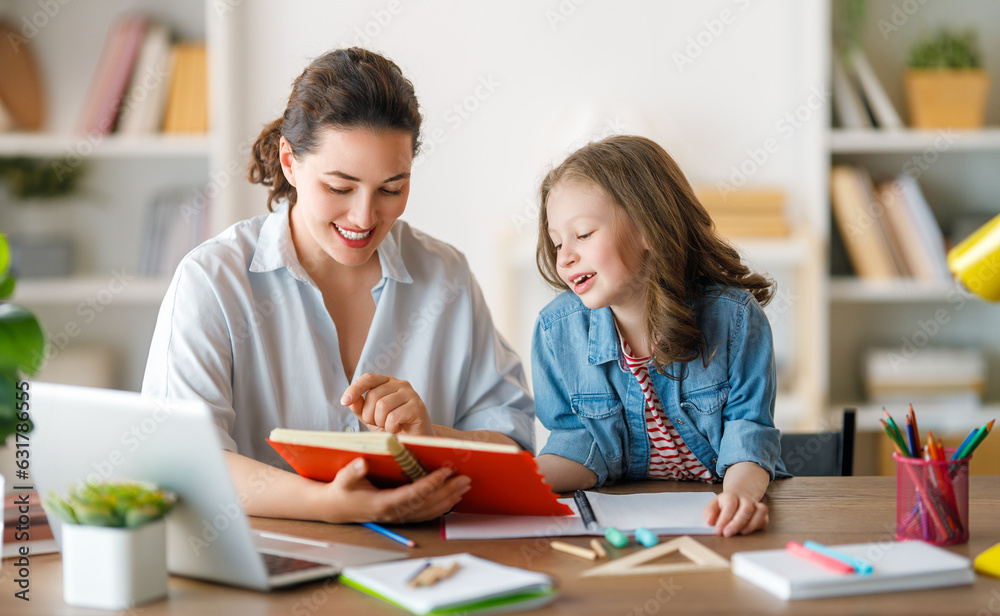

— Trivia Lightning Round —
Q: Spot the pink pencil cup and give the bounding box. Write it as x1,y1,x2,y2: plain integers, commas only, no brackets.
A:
894,449,970,546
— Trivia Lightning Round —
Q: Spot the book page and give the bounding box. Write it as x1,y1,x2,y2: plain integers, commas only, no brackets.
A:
398,434,521,453
444,499,591,540
268,429,395,453
443,492,716,540
587,492,715,533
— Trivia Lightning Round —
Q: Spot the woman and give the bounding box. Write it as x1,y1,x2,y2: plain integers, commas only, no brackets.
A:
142,48,533,524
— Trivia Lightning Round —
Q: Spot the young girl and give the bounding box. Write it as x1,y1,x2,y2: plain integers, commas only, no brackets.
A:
142,49,534,524
532,135,787,537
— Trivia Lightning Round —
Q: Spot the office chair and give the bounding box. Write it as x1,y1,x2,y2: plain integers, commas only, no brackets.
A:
779,408,856,477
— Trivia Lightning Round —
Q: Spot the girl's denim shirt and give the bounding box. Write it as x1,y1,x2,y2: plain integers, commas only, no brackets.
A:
532,286,789,486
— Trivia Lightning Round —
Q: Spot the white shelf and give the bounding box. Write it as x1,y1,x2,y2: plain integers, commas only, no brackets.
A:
830,128,1000,154
732,229,814,267
828,278,967,303
13,276,172,305
0,134,210,158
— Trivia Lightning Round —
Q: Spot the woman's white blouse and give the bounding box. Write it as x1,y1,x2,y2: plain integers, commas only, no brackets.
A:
142,201,535,468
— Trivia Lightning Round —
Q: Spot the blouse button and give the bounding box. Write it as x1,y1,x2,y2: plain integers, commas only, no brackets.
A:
345,425,356,433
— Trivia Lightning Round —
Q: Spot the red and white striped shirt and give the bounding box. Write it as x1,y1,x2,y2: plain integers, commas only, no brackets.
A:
618,334,714,482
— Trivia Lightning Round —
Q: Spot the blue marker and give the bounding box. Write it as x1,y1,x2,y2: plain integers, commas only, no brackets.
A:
634,527,659,548
802,540,873,575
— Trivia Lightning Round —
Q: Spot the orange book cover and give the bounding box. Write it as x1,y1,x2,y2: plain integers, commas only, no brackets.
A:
267,430,571,516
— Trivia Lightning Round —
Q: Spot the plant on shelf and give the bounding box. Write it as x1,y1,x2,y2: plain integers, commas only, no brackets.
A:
45,480,177,610
905,29,990,129
0,231,45,443
832,0,866,56
0,157,85,200
909,30,982,69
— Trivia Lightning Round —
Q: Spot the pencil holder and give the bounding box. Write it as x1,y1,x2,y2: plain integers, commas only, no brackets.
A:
894,450,969,546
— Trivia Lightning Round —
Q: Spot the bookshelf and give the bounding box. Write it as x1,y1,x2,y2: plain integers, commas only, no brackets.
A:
831,128,1000,153
828,278,963,303
0,134,211,157
0,0,238,391
828,0,1000,473
13,277,173,305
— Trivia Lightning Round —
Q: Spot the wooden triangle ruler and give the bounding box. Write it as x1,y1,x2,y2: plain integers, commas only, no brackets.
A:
580,536,729,577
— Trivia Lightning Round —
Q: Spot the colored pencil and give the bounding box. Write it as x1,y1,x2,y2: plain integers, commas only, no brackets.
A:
908,404,921,454
880,419,907,457
883,409,911,457
951,427,980,460
361,522,416,548
905,416,918,460
957,419,994,460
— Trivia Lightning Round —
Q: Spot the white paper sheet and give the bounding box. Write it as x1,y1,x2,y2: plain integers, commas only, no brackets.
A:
443,492,715,540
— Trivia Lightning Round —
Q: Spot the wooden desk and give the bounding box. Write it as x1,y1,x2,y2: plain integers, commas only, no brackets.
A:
2,477,999,615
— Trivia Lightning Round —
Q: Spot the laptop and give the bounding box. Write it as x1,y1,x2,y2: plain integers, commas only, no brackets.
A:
29,382,405,590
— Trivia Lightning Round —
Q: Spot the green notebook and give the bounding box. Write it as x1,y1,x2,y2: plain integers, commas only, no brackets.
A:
339,553,557,615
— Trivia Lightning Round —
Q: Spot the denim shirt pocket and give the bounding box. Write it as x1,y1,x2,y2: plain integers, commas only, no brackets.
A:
570,393,626,464
679,382,730,416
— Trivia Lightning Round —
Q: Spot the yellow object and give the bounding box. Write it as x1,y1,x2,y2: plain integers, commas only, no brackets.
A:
948,213,1000,301
974,542,1000,578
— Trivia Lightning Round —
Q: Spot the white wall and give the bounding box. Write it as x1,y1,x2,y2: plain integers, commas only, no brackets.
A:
219,2,827,433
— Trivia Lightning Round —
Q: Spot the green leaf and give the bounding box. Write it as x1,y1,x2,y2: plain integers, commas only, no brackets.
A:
72,503,122,527
43,493,79,525
0,304,45,375
0,274,15,300
124,504,164,528
0,232,8,277
0,370,19,443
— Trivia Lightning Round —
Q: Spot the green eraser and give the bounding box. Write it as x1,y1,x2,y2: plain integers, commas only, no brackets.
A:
604,527,628,548
635,527,658,547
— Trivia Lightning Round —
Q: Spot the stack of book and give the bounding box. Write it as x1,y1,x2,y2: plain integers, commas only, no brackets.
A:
139,188,210,276
832,48,904,130
3,491,57,558
695,187,789,238
864,347,986,409
830,166,951,281
77,14,207,136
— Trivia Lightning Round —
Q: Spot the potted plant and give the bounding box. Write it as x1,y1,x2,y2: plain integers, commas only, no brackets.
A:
0,157,84,277
905,29,990,129
44,481,177,610
0,230,46,494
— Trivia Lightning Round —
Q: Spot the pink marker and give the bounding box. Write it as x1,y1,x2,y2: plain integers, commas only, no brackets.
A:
785,541,855,575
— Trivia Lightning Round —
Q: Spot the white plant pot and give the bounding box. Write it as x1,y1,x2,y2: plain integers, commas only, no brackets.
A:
61,520,168,610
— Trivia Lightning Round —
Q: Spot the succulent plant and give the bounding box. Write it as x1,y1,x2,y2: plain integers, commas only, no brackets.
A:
45,481,177,528
909,30,983,69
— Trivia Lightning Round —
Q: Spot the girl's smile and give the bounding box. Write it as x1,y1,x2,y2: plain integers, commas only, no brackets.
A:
545,180,646,313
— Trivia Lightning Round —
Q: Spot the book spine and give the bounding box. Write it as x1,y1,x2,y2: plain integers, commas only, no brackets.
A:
392,447,428,481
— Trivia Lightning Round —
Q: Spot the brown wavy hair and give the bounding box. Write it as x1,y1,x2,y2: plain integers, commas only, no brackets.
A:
536,135,774,374
248,48,422,211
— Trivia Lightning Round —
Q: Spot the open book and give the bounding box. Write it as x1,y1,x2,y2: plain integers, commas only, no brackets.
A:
443,491,716,540
267,429,571,516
